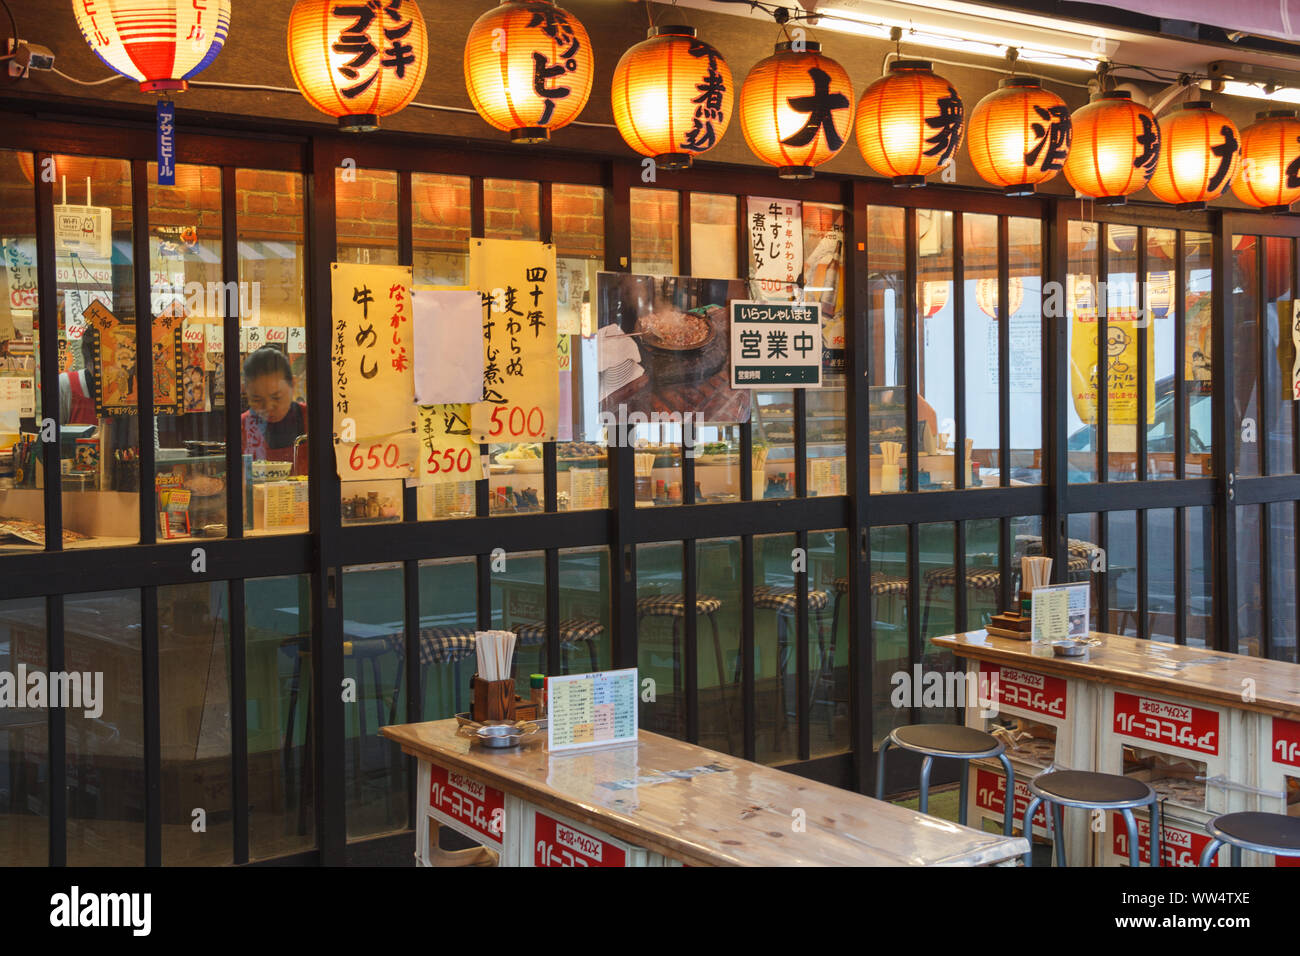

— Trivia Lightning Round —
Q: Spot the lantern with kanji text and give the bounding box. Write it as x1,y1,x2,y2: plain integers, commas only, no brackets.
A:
855,61,964,187
967,77,1072,196
1146,101,1240,210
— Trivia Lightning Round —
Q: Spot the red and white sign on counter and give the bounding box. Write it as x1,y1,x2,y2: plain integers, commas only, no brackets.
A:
1112,691,1219,756
1273,717,1300,769
533,812,627,867
429,764,506,847
1110,812,1215,868
973,767,1048,832
979,661,1067,718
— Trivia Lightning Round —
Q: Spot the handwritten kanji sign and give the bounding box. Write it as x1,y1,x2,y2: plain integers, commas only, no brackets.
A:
82,299,182,416
747,197,802,292
730,300,822,388
330,262,416,439
417,403,481,485
468,239,558,443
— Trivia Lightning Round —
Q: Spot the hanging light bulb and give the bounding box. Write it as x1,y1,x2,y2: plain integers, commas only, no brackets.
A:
739,40,854,179
464,1,594,143
287,0,429,132
1232,110,1300,212
967,76,1072,196
611,25,733,171
856,60,964,187
1146,101,1240,210
1064,91,1160,205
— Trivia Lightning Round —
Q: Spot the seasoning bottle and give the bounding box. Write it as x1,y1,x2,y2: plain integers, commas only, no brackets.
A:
530,673,545,716
366,491,380,518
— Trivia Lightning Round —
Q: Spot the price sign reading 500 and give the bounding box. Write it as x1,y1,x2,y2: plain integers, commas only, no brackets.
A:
485,404,546,440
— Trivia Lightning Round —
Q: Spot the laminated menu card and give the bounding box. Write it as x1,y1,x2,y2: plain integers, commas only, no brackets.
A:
547,668,638,753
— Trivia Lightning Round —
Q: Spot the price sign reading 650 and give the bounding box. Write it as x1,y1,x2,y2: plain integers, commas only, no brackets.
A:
335,433,419,482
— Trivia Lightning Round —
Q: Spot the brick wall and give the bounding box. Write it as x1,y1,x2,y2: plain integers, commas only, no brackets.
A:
235,169,304,244
630,187,678,274
483,178,539,241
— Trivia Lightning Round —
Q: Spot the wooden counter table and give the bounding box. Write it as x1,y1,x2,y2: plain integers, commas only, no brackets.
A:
382,719,1029,867
932,629,1300,866
932,629,1300,721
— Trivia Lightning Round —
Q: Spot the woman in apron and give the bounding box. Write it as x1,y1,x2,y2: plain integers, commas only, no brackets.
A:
241,346,307,475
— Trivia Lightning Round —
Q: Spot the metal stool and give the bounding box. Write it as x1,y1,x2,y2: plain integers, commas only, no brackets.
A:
749,585,829,744
1198,812,1300,866
1022,770,1160,867
514,618,604,675
875,724,1016,833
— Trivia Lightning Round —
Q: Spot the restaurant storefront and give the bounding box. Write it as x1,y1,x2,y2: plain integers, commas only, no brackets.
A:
1,0,1299,869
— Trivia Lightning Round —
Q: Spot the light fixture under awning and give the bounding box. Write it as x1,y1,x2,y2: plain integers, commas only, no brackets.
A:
1088,0,1300,43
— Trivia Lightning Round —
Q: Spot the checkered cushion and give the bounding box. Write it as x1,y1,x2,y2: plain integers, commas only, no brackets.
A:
384,627,477,667
514,618,605,646
833,574,910,596
923,566,1001,590
753,585,829,612
636,594,723,617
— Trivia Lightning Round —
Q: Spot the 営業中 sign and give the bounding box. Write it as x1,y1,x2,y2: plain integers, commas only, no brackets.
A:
730,300,822,388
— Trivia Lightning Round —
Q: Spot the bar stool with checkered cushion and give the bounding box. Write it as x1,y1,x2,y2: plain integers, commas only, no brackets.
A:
386,626,478,724
920,564,1002,636
875,724,1016,833
636,593,733,750
823,574,909,737
1199,812,1300,867
513,618,603,675
1022,769,1161,867
747,584,829,742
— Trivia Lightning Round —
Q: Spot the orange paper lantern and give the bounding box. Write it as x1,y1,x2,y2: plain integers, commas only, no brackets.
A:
1232,110,1300,212
1146,101,1240,210
73,0,231,93
287,0,429,132
967,77,1072,196
1063,91,1160,205
739,41,854,179
611,25,733,171
464,0,594,143
855,61,964,187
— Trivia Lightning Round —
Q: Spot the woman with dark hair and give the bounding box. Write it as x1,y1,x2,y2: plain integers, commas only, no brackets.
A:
241,346,307,474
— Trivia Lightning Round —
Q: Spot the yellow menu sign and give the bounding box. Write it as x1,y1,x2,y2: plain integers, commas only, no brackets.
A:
417,403,481,485
330,262,417,440
468,239,558,443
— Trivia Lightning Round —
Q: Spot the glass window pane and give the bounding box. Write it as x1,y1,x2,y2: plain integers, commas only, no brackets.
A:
1106,511,1138,635
1069,513,1102,632
1067,220,1098,483
553,184,608,512
755,532,797,764
1009,217,1043,484
341,562,408,841
636,541,684,739
412,173,470,286
158,581,231,865
558,546,610,675
869,206,906,493
917,210,954,491
918,522,957,726
754,389,794,499
0,596,47,864
1186,506,1214,648
809,529,848,758
870,524,908,747
150,164,227,542
1105,225,1139,481
1148,229,1178,479
492,549,547,683
245,574,314,859
689,192,735,278
1147,509,1177,642
1233,235,1261,477
1237,505,1262,656
962,213,998,487
483,179,539,241
416,557,477,720
1269,501,1296,663
696,537,741,756
66,589,142,866
237,168,309,536
55,156,139,547
0,151,41,553
630,188,678,275
1263,237,1294,474
1184,232,1214,475
967,517,1005,629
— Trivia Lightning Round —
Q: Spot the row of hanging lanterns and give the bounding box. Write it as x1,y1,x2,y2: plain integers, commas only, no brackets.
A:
71,0,1300,213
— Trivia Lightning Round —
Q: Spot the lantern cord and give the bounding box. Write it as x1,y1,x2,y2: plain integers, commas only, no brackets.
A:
51,67,127,87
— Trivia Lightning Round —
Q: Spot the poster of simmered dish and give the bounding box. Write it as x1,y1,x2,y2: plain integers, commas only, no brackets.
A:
596,273,751,424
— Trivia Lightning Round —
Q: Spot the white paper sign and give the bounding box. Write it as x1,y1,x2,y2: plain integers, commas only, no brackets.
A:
287,326,307,354
412,287,485,405
65,288,112,340
747,196,803,291
206,324,224,353
546,668,639,753
3,238,39,311
1030,583,1090,644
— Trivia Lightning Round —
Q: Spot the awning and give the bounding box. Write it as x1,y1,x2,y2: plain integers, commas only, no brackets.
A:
1089,1,1300,41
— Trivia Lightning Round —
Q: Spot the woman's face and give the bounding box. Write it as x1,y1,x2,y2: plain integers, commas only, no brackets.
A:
247,373,293,424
